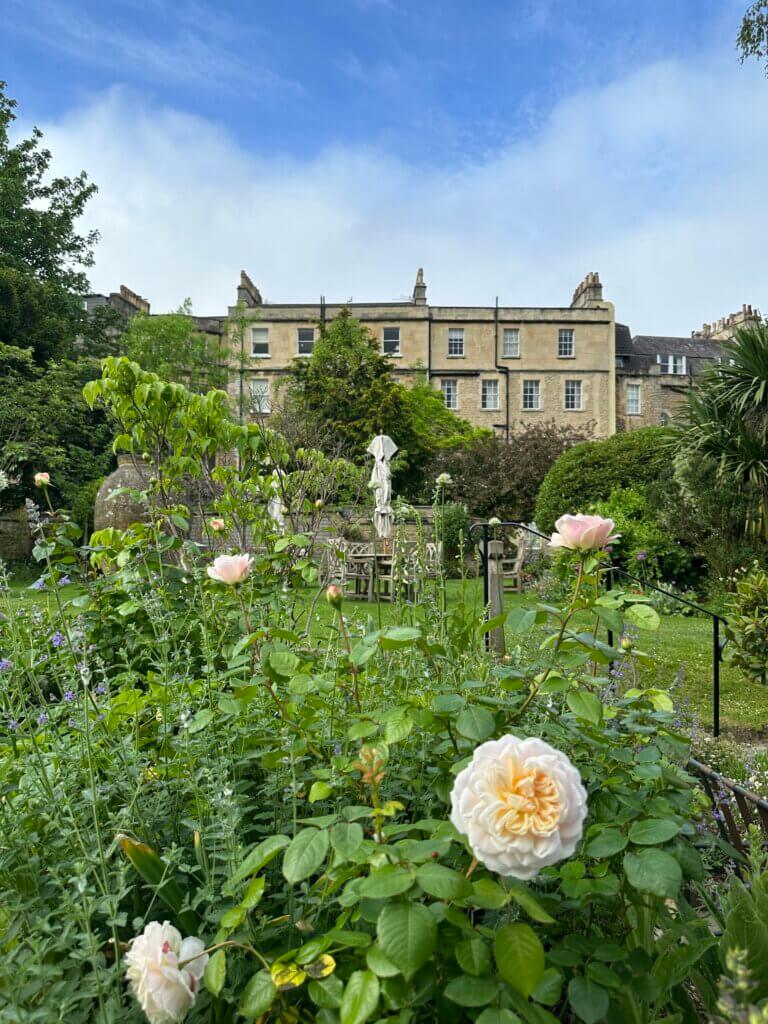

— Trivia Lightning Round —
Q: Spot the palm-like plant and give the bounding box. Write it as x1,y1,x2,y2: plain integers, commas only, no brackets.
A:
679,321,768,539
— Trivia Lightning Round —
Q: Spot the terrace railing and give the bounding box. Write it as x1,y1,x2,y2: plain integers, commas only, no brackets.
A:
688,758,768,870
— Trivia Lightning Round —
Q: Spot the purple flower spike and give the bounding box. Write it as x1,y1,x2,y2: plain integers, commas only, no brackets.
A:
50,631,66,648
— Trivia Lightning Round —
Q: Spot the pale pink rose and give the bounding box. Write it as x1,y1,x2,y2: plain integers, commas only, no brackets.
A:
206,553,253,585
34,472,50,487
549,514,619,552
450,734,588,880
209,518,226,533
326,584,343,609
125,920,208,1024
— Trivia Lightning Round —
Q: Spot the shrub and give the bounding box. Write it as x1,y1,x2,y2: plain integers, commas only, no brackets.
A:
432,499,469,569
725,562,768,685
657,451,766,588
591,486,698,587
429,420,591,521
535,426,674,534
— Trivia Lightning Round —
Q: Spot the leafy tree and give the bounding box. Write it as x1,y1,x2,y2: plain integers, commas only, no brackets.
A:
0,265,83,363
0,344,114,525
738,1,768,74
122,300,229,393
278,308,478,495
431,420,591,522
678,321,768,539
0,81,97,292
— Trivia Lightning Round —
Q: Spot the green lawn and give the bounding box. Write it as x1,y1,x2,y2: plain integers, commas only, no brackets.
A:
4,570,763,735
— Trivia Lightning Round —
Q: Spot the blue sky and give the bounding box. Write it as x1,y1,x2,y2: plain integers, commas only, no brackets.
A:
2,0,765,332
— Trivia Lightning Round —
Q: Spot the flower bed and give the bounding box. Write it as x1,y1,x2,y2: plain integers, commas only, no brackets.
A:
0,360,763,1022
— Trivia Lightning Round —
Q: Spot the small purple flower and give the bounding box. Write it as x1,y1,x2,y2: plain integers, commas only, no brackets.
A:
7,719,19,731
95,685,107,696
63,690,75,702
58,575,71,586
50,631,66,648
32,578,47,591
97,713,105,721
0,658,12,672
636,550,648,562
37,712,48,726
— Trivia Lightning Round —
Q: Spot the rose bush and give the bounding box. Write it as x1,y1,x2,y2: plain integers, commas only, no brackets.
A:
0,361,731,1023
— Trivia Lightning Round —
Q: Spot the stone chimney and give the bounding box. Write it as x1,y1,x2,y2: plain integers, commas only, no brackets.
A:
237,270,262,307
118,285,150,314
570,271,603,308
412,267,427,306
702,305,760,342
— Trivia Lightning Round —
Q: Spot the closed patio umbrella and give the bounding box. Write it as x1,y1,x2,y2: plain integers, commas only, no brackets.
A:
366,434,397,540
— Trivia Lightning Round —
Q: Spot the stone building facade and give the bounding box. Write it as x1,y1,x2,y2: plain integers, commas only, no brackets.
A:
227,269,617,439
615,305,760,431
86,274,761,441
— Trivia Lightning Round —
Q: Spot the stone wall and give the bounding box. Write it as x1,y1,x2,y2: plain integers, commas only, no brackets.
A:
0,507,32,562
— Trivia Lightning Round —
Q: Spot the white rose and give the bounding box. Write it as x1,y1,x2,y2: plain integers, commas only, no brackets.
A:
125,921,208,1024
450,734,587,880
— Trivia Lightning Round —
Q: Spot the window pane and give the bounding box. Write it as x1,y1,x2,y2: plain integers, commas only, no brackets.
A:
564,380,582,410
481,379,499,410
297,327,314,355
523,379,541,410
627,384,641,415
440,378,458,410
503,328,519,357
250,379,270,414
448,328,464,356
251,327,269,356
383,326,400,354
558,329,574,357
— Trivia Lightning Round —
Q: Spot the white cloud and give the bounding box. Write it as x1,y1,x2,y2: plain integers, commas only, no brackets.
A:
31,55,768,335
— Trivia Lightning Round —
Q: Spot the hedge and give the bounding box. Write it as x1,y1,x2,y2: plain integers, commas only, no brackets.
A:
534,426,674,534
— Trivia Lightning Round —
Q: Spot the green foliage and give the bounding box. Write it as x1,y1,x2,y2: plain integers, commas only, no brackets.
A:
535,427,674,535
725,562,768,685
0,345,114,513
0,81,97,294
721,843,768,1005
0,83,120,519
0,375,736,1021
431,420,591,521
591,486,696,585
122,300,229,393
0,265,84,363
432,500,470,566
279,309,479,496
658,451,765,587
677,322,768,540
738,1,768,74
